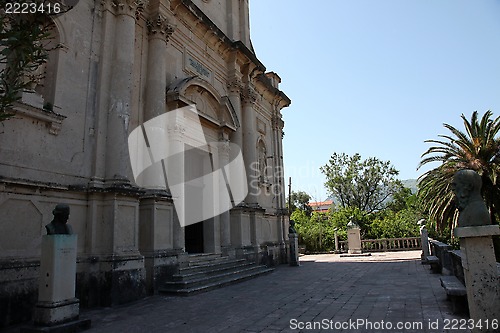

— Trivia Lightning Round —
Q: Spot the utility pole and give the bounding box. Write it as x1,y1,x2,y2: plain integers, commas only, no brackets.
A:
288,177,292,215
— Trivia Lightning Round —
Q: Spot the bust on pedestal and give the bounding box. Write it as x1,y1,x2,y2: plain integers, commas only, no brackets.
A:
288,220,300,266
22,204,90,332
417,219,430,263
451,170,500,333
347,218,362,254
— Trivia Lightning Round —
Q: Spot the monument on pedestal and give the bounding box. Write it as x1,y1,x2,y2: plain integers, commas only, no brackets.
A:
22,204,90,333
334,228,340,254
288,220,300,266
451,170,500,333
347,218,362,254
417,219,430,263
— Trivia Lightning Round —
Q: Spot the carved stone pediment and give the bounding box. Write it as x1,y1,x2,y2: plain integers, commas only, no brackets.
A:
166,76,239,131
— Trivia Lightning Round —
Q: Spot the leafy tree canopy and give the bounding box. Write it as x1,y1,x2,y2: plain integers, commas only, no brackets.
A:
287,190,312,215
320,153,403,214
418,111,500,229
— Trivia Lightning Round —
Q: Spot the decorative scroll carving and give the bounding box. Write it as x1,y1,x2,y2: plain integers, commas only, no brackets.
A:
107,0,149,19
227,78,243,94
218,138,231,159
167,123,186,139
241,86,257,105
147,15,176,42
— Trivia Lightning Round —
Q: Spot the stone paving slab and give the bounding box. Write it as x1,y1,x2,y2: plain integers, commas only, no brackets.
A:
9,251,471,333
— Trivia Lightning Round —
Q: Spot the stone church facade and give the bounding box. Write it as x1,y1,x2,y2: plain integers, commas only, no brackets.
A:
0,0,290,326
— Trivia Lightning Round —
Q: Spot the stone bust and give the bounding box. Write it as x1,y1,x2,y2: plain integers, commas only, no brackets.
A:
289,219,297,234
45,204,73,235
451,169,490,227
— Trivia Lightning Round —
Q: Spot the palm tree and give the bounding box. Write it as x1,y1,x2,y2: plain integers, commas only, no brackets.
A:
418,111,500,230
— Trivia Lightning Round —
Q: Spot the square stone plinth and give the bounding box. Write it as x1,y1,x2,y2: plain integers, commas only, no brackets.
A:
34,298,80,326
38,235,78,303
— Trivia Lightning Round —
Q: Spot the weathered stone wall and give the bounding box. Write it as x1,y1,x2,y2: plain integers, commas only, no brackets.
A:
0,0,290,327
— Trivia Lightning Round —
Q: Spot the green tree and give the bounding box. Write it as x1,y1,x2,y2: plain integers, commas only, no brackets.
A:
387,187,415,212
320,153,403,214
292,210,337,253
0,4,64,121
418,111,500,230
368,187,421,239
328,206,369,239
287,190,312,215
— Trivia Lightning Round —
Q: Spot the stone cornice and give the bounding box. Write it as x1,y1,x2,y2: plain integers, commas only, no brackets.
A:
174,1,265,70
172,0,290,109
9,100,66,136
256,73,291,110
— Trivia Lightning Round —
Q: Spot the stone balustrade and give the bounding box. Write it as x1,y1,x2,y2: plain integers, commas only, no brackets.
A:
362,237,421,252
337,237,421,253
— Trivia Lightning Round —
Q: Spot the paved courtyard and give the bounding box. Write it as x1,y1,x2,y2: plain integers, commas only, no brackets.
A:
9,251,470,333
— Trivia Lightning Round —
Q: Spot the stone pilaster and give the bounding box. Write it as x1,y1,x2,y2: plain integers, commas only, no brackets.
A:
166,122,186,250
272,113,286,244
103,0,145,185
218,137,232,253
241,85,258,206
227,77,243,154
144,14,174,121
140,14,175,190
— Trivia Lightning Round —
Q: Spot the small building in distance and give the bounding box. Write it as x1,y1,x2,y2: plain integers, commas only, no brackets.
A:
309,200,334,213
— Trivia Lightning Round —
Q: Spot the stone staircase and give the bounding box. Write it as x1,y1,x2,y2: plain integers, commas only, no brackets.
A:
159,253,274,296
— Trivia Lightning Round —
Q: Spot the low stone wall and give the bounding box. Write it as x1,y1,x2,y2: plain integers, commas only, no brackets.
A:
449,250,465,285
429,239,453,275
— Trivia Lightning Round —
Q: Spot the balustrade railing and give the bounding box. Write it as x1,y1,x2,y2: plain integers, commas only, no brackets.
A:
338,237,421,253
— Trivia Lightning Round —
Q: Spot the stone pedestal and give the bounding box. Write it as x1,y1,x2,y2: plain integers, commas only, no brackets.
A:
347,227,362,254
289,233,299,266
454,225,500,333
22,235,90,332
420,225,430,262
334,231,339,253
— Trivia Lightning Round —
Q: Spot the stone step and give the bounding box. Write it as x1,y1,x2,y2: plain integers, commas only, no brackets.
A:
163,264,267,289
178,258,247,275
180,253,226,267
173,261,254,281
160,265,274,296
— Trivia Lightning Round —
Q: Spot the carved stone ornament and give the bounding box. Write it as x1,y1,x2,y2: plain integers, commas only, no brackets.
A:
108,0,149,18
147,15,176,42
167,123,186,138
218,138,231,157
227,78,243,94
241,86,257,105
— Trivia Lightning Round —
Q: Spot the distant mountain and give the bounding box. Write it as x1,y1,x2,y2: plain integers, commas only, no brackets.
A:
402,179,418,193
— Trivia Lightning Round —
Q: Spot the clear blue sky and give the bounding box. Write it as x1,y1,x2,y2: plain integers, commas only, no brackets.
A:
249,0,500,201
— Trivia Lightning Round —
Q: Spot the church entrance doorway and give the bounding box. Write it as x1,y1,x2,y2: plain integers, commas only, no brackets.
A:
185,221,204,253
